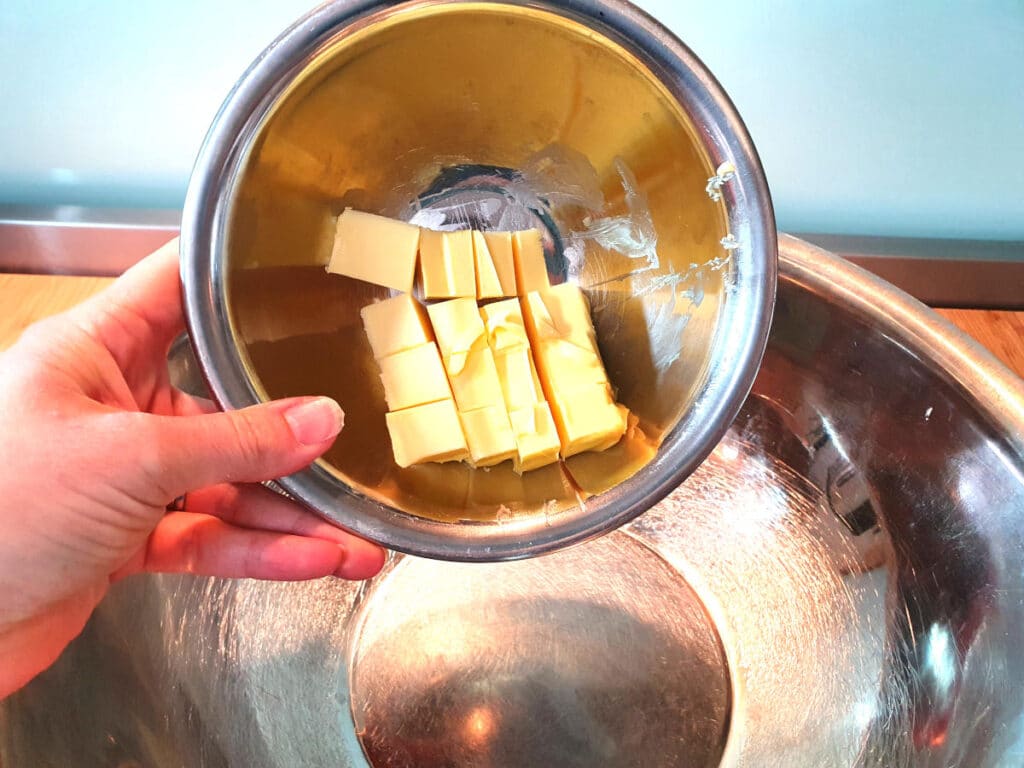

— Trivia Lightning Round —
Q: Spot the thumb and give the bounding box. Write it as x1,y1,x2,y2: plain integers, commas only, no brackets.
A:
148,396,344,496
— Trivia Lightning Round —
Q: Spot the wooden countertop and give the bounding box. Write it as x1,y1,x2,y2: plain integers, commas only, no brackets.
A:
1,273,1023,380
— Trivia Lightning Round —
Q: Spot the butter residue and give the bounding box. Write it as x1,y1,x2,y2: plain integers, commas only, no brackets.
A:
705,161,736,202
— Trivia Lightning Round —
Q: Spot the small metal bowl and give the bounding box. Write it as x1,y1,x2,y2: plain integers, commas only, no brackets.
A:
180,0,776,560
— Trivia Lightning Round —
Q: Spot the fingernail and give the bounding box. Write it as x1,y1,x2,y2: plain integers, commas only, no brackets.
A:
284,397,345,445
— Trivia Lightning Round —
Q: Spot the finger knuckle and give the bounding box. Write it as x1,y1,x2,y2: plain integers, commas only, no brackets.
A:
227,409,279,474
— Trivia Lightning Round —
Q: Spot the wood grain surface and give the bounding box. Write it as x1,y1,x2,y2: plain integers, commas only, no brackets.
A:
0,274,112,351
1,274,1022,380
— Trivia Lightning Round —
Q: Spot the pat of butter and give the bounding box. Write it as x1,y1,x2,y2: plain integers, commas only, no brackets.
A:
521,286,598,354
360,294,434,360
327,209,420,292
550,384,628,457
448,344,506,412
420,229,476,298
532,338,609,395
427,298,485,366
511,230,550,295
472,231,505,299
459,405,517,467
427,298,506,412
482,231,517,296
377,343,452,412
385,399,468,468
509,402,562,473
481,298,530,352
493,346,545,411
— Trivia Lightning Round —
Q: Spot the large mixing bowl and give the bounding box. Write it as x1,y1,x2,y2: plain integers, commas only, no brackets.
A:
4,236,1024,766
179,0,776,559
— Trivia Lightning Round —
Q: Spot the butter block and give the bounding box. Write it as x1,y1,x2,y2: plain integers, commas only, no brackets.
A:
536,283,600,353
420,228,476,298
385,399,468,467
459,405,517,467
509,402,562,473
483,231,517,296
521,286,598,354
532,338,609,395
511,229,550,294
494,346,544,411
550,384,628,458
472,231,504,299
360,294,433,360
377,343,452,412
427,298,486,368
448,344,506,412
327,209,420,292
427,298,506,412
481,298,530,352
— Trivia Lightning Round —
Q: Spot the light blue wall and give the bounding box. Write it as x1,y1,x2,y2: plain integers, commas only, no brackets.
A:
1,1,1022,240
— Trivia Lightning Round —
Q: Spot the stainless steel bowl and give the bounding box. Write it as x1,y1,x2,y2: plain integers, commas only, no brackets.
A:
5,237,1024,766
179,0,776,560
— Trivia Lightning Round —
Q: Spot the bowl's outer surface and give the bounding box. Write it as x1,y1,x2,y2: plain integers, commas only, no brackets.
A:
180,0,777,561
4,236,1024,767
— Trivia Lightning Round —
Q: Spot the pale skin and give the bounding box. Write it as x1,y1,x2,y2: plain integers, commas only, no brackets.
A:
0,240,386,698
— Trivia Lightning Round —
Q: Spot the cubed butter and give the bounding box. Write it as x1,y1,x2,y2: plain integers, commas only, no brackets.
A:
472,231,504,299
385,399,468,468
459,405,517,467
447,344,506,413
521,286,598,354
482,231,517,296
493,346,544,410
509,402,562,473
377,343,452,412
511,229,550,294
481,298,530,352
550,384,628,458
532,338,609,396
535,283,600,353
420,228,476,298
427,298,486,369
427,298,506,412
360,294,433,360
327,209,420,292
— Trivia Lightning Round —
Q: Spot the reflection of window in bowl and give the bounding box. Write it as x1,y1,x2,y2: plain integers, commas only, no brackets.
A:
182,0,776,560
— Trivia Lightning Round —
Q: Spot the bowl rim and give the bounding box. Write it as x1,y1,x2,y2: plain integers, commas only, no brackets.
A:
180,0,778,561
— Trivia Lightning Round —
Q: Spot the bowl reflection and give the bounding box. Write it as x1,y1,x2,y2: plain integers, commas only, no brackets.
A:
5,236,1023,766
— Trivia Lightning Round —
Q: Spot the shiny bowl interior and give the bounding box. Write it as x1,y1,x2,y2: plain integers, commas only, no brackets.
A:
181,0,776,559
7,237,1024,767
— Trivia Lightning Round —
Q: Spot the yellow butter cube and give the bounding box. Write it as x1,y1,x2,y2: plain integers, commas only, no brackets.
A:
481,298,530,352
385,399,468,467
327,209,420,292
521,286,598,354
509,402,562,473
550,384,628,457
493,346,544,411
511,229,550,295
447,344,506,413
472,231,504,299
420,228,476,298
537,283,600,353
427,298,506,412
377,343,452,412
426,298,485,367
459,405,517,467
360,294,433,360
483,231,517,296
532,338,609,396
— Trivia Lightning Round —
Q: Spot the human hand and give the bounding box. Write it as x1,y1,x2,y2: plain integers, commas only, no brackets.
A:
0,240,385,698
